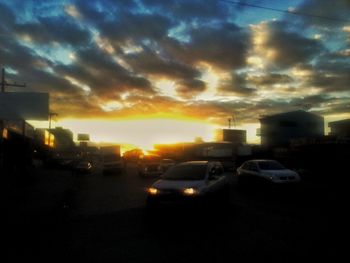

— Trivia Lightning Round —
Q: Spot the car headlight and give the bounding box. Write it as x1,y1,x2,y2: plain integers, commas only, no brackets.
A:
183,188,198,196
147,187,158,195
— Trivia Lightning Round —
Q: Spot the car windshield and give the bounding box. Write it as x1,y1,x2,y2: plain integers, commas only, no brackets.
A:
258,161,285,170
161,164,207,180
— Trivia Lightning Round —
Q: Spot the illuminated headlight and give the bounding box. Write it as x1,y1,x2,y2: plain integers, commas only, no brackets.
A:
183,188,198,196
147,187,158,195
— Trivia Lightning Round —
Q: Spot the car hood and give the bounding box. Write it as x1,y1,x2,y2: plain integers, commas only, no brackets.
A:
152,179,206,190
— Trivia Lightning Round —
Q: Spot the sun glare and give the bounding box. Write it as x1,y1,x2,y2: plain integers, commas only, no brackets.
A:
57,117,215,151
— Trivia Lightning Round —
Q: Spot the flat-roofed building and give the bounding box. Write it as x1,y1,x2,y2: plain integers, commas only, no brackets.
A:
260,110,324,148
328,119,350,139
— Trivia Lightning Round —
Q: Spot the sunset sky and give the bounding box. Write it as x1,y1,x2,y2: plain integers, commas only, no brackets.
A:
1,0,349,148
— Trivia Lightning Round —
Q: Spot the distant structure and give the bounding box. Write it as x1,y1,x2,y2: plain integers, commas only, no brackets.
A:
78,133,90,148
215,129,246,144
259,110,324,148
49,127,75,151
328,119,350,139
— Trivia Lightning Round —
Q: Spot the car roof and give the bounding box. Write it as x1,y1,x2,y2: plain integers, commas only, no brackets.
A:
179,161,212,166
246,159,279,163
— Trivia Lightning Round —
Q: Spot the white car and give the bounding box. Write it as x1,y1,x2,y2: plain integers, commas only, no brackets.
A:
236,159,301,185
146,161,230,206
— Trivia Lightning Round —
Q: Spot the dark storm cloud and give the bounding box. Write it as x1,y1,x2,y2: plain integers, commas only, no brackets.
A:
188,23,248,69
162,23,249,70
306,73,350,93
247,73,293,86
74,0,137,22
51,93,103,118
218,72,255,95
175,79,206,99
293,0,350,28
259,21,323,68
2,0,349,123
14,16,91,46
322,100,350,115
100,12,173,45
288,95,350,116
141,0,228,21
0,35,78,94
55,46,153,98
124,48,200,80
0,3,15,30
302,51,350,93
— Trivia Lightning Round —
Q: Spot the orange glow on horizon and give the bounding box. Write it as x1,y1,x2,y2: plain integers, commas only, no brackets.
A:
28,115,264,150
57,117,216,151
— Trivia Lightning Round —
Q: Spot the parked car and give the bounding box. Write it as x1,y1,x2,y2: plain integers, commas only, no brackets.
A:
146,161,230,206
74,161,92,174
236,159,301,186
160,158,175,172
138,155,163,177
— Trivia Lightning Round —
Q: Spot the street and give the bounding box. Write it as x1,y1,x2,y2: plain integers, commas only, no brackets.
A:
7,163,335,263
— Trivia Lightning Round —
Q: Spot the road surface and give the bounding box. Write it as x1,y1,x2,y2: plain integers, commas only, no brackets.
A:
7,163,335,262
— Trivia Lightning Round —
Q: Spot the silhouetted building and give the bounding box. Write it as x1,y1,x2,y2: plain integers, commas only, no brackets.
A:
260,110,324,148
215,129,246,144
49,127,74,151
1,121,35,173
35,128,55,148
328,119,350,139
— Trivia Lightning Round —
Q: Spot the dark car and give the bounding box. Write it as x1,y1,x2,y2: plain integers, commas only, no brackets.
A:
146,161,231,206
74,161,93,174
138,155,163,177
236,159,301,186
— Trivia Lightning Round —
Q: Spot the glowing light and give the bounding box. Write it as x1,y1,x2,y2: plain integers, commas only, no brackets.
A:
69,53,76,60
100,101,124,112
58,118,215,152
147,188,158,195
183,188,197,195
64,76,91,94
197,64,220,100
155,79,177,97
343,26,350,33
247,56,264,68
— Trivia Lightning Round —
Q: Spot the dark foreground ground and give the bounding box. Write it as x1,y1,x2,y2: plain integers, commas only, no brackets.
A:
6,163,339,262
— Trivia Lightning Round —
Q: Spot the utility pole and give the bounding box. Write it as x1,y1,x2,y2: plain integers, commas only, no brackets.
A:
48,113,58,147
49,112,58,130
1,68,26,92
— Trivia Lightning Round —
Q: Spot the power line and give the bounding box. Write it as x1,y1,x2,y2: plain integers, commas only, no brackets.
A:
219,0,350,23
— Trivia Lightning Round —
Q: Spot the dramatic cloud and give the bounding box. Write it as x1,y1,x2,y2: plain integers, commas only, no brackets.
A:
250,21,323,69
1,0,349,126
14,16,91,46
